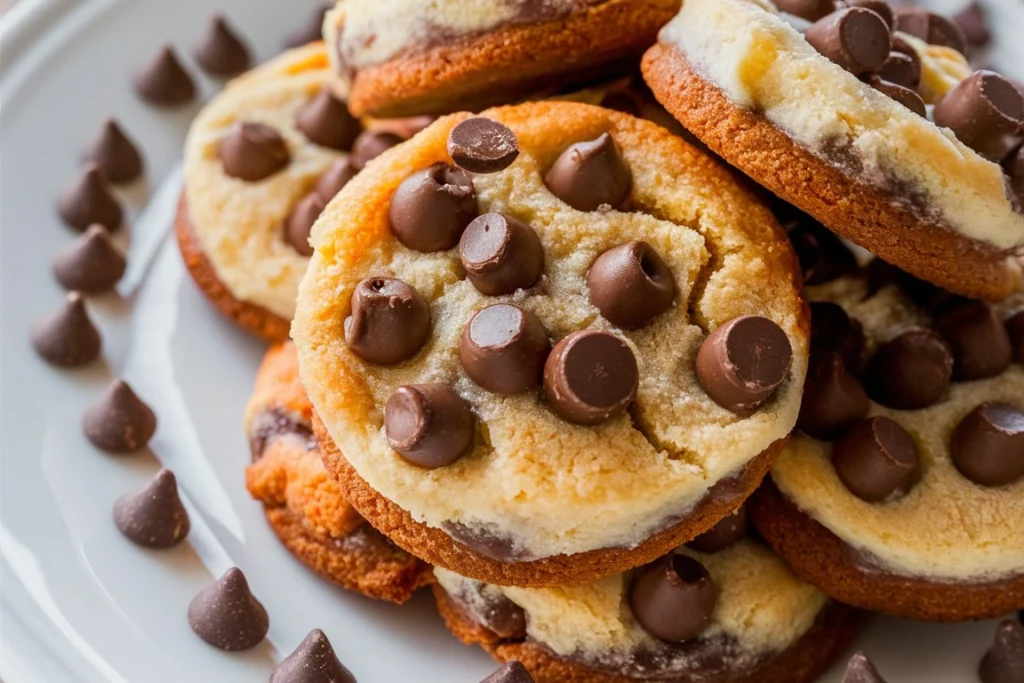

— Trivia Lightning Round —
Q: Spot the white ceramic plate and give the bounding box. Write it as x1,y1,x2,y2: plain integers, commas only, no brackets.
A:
1,1,1021,682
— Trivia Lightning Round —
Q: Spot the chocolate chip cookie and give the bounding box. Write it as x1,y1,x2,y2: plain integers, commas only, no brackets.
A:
292,100,809,587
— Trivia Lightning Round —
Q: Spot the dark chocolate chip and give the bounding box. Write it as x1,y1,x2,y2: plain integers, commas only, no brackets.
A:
979,619,1024,683
188,568,268,651
459,213,544,295
805,8,892,75
696,316,793,415
587,241,675,330
629,554,717,643
481,662,535,683
951,402,1024,487
954,2,991,48
219,123,291,181
845,0,895,32
543,330,638,425
878,50,921,90
787,216,858,285
687,506,747,553
57,164,123,232
774,0,837,23
83,379,157,453
936,302,1013,381
448,117,520,174
350,131,403,170
315,158,356,201
284,5,330,49
194,14,251,76
896,7,967,54
843,651,889,683
482,594,528,640
113,469,190,548
133,45,195,106
809,301,864,370
384,384,475,468
1006,310,1024,364
933,70,1024,163
344,277,430,365
798,352,871,440
862,329,953,409
544,133,632,211
459,304,550,395
284,192,325,257
271,629,357,683
53,224,127,293
388,164,477,252
83,119,143,184
297,87,361,151
832,416,920,501
867,76,927,117
31,292,102,367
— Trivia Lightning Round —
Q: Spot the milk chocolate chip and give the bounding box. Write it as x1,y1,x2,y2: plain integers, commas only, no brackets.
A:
862,329,952,409
344,277,430,365
878,49,921,91
460,304,550,395
57,165,123,232
543,330,639,425
114,470,190,548
284,193,325,257
846,0,895,32
832,417,920,501
188,568,269,651
389,164,476,252
482,595,528,640
629,554,717,643
481,662,535,683
53,224,127,293
843,652,889,683
798,352,870,440
31,292,102,367
350,131,403,170
867,76,927,117
296,87,361,151
83,119,143,184
219,123,290,181
544,133,631,211
194,14,251,77
933,71,1024,163
133,46,195,106
271,629,357,683
809,301,864,370
936,302,1012,381
687,506,747,553
951,402,1024,487
774,0,837,23
979,620,1024,683
448,117,519,174
459,213,544,295
696,316,792,415
83,379,158,453
587,241,675,330
806,8,891,75
896,7,967,53
315,158,356,201
384,384,475,469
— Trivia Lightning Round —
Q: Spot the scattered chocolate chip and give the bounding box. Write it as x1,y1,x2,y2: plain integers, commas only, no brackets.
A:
833,416,919,501
481,662,535,683
809,301,864,370
53,224,127,293
799,352,871,440
630,554,717,643
543,330,638,425
113,469,190,548
846,0,895,32
350,131,403,170
388,164,477,252
133,45,195,106
83,379,158,453
878,49,921,91
188,568,269,651
384,384,475,468
934,70,1024,163
951,402,1024,487
271,629,356,683
284,4,330,49
459,304,550,395
862,329,953,409
57,164,123,232
979,619,1024,683
447,117,520,174
31,292,102,367
194,14,251,76
1006,310,1024,364
315,158,356,201
297,87,361,151
896,7,967,54
482,595,528,640
774,0,837,23
787,216,857,285
544,133,632,211
805,8,892,75
587,241,675,330
954,2,991,48
219,123,290,182
687,506,747,553
83,119,143,184
459,213,544,295
344,277,430,365
843,651,888,683
867,76,927,116
284,193,325,257
696,316,792,415
936,302,1013,381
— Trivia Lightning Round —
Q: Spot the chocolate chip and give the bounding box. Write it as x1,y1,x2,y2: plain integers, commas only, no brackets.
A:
774,0,837,23
843,652,888,683
687,506,747,553
587,241,675,330
271,629,356,683
188,568,269,651
57,164,123,232
878,49,921,91
350,131,403,170
448,117,520,174
460,304,550,395
896,7,967,54
979,620,1024,683
388,164,477,252
31,292,102,367
954,2,991,48
284,4,330,49
629,554,717,643
933,71,1024,163
833,417,919,501
809,301,864,370
459,213,544,295
133,45,195,106
543,330,638,425
805,8,892,75
284,193,325,257
1006,311,1024,364
867,76,927,117
53,225,127,293
862,329,953,409
951,402,1024,487
696,316,792,415
1007,144,1024,210
846,0,895,32
83,119,143,184
219,123,291,181
194,14,251,76
936,302,1013,381
798,352,871,440
114,469,190,548
481,662,535,683
484,597,528,640
297,87,361,151
384,384,475,468
315,158,356,201
344,277,430,365
544,133,632,211
83,379,158,453
788,216,857,285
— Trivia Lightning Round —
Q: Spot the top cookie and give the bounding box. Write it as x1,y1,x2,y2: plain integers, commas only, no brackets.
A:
293,101,808,586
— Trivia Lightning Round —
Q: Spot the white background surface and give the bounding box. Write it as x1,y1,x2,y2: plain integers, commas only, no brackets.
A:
1,1,1022,682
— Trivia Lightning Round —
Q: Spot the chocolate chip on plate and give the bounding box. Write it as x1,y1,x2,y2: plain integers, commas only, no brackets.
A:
846,0,895,32
83,119,143,184
798,352,870,440
481,662,535,683
385,384,475,469
809,301,864,370
481,595,527,640
271,629,357,683
805,8,892,75
696,316,792,415
878,49,921,91
344,277,430,365
832,416,920,501
284,192,325,257
113,469,190,548
31,292,102,367
57,164,123,232
188,568,269,651
773,0,837,23
979,620,1024,683
896,7,967,54
219,123,291,181
194,14,251,76
843,651,889,683
543,330,639,425
867,76,927,117
544,133,632,211
936,302,1013,381
933,71,1024,163
284,4,330,49
459,213,544,295
587,241,675,330
447,117,520,174
315,158,357,201
1006,310,1024,364
951,402,1024,487
296,87,361,151
953,2,991,49
460,304,550,395
389,164,477,252
630,554,717,643
133,45,195,106
862,329,953,410
350,131,403,170
53,224,127,293
687,506,747,554
83,379,157,453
